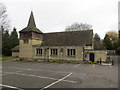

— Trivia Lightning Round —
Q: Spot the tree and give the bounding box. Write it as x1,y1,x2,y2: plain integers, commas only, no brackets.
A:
94,33,101,42
106,31,119,51
106,31,118,44
0,2,10,31
2,30,12,56
1,2,11,56
103,34,113,50
10,27,19,48
116,39,120,55
65,22,92,31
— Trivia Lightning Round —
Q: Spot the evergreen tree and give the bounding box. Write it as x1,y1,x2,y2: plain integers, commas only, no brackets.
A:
103,34,113,50
2,30,12,56
94,33,101,42
1,3,11,56
10,27,19,48
115,38,120,55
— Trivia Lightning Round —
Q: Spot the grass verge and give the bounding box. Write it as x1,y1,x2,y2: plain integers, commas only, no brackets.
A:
0,56,17,61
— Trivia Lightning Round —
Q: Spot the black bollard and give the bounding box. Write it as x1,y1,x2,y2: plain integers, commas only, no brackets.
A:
100,58,101,65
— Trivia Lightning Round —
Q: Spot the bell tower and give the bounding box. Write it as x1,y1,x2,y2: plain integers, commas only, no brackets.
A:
19,11,43,59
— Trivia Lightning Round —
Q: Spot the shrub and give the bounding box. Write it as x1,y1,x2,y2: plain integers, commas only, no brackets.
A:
88,61,92,64
34,59,37,61
84,61,88,64
93,61,97,64
50,59,57,62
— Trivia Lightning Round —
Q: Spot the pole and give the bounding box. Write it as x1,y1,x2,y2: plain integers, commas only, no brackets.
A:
47,48,49,62
83,47,84,61
100,58,101,65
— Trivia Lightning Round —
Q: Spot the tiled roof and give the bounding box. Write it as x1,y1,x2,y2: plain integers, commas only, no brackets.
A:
20,26,42,34
41,30,93,46
19,11,42,34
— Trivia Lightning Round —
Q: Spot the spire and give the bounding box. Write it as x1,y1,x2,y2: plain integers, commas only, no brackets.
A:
27,11,36,27
20,11,43,34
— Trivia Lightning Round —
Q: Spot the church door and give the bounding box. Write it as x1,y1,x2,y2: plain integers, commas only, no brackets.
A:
89,53,94,62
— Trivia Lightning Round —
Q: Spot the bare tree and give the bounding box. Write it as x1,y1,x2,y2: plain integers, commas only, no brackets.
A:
0,2,10,31
65,22,92,31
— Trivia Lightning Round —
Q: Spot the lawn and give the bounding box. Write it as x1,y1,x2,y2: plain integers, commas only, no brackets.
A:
0,56,16,60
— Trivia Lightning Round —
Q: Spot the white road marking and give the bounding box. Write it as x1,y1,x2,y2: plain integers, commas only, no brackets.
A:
20,73,76,83
2,71,77,83
0,84,23,90
14,69,28,73
59,64,65,67
2,67,77,84
2,69,28,75
2,67,27,70
15,73,57,80
2,66,69,74
74,64,80,67
41,73,72,90
109,65,113,68
93,64,95,67
0,73,9,76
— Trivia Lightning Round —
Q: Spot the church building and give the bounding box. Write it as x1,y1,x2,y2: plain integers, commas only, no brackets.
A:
18,11,107,62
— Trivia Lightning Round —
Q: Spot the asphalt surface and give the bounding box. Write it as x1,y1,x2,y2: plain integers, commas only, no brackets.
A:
1,56,118,89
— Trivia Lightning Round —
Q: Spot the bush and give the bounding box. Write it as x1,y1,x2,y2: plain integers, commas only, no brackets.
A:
34,59,37,61
88,61,92,64
50,59,57,62
93,61,97,64
84,61,97,64
84,61,88,64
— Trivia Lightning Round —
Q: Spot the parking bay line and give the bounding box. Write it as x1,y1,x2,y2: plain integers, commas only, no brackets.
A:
109,65,113,68
74,64,80,68
2,69,30,76
2,72,77,84
2,67,77,83
2,66,69,74
0,84,23,90
93,64,95,67
41,73,73,90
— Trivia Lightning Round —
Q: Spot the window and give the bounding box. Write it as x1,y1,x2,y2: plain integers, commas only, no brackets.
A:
23,39,29,44
51,49,58,56
36,48,42,55
67,49,76,56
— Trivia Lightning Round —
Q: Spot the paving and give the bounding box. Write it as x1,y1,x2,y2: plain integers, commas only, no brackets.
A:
0,56,118,89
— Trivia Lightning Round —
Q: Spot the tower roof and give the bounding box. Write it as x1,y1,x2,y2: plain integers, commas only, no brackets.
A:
27,11,36,27
19,11,43,34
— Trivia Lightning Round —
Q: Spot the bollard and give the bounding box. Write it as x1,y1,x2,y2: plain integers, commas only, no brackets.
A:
112,59,113,65
100,58,101,65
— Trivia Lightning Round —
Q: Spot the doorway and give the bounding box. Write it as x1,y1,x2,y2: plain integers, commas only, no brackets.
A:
89,53,94,62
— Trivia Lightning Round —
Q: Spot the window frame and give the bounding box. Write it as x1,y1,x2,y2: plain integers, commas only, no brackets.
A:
51,49,58,56
36,48,42,56
67,49,76,57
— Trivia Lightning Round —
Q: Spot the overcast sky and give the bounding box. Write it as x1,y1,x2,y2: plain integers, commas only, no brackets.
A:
2,0,119,39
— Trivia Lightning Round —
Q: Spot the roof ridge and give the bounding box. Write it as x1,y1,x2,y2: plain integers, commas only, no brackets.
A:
44,29,93,34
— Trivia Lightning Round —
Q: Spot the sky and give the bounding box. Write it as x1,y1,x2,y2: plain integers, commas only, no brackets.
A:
1,0,119,39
